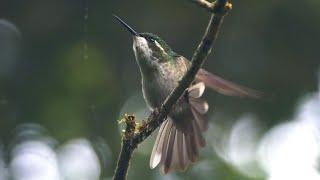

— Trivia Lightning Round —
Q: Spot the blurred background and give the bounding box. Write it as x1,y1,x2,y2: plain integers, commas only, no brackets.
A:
0,0,320,179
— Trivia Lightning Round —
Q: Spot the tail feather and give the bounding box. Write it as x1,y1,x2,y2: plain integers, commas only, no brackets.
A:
150,81,209,173
150,65,263,173
176,131,188,170
150,122,206,173
171,131,181,170
188,82,205,98
188,133,199,162
189,97,209,115
150,120,169,169
192,120,206,148
161,125,176,174
159,121,173,165
180,133,189,170
189,83,209,131
168,130,189,171
191,106,208,131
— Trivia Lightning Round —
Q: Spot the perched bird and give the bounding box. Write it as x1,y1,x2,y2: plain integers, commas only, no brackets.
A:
114,15,262,174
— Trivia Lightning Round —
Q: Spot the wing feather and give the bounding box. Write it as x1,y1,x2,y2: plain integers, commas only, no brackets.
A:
196,68,263,98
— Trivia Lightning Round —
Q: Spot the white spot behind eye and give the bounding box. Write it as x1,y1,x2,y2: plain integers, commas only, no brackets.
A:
154,40,166,54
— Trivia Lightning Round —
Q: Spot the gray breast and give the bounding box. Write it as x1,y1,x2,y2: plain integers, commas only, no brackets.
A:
141,74,176,110
141,62,180,109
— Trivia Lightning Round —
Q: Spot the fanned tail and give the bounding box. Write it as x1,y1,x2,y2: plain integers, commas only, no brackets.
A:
149,65,264,173
150,82,208,174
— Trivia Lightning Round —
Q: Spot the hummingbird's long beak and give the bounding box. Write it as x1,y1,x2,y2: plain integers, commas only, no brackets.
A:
113,14,139,36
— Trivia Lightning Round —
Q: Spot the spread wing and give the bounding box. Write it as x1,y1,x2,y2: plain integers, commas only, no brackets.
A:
195,68,263,98
175,56,263,98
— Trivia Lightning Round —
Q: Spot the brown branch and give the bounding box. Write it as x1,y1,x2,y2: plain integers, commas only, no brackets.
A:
192,0,215,12
113,139,134,180
192,0,232,13
113,1,232,179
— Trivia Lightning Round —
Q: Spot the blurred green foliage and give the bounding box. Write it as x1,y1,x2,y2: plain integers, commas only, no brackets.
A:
0,0,320,179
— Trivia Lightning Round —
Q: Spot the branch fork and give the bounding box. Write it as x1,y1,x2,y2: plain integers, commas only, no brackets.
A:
192,0,232,15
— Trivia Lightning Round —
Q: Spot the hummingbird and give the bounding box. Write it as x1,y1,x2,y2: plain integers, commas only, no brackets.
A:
114,15,262,174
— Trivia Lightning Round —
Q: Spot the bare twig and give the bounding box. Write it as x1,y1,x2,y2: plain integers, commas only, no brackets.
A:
113,1,232,179
192,0,232,13
192,0,215,12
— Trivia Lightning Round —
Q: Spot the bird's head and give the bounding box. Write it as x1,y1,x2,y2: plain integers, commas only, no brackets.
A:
114,15,177,64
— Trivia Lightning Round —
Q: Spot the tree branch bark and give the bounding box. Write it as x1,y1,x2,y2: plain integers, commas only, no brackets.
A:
113,1,232,179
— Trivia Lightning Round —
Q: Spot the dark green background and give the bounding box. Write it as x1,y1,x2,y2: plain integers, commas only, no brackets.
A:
0,0,319,179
